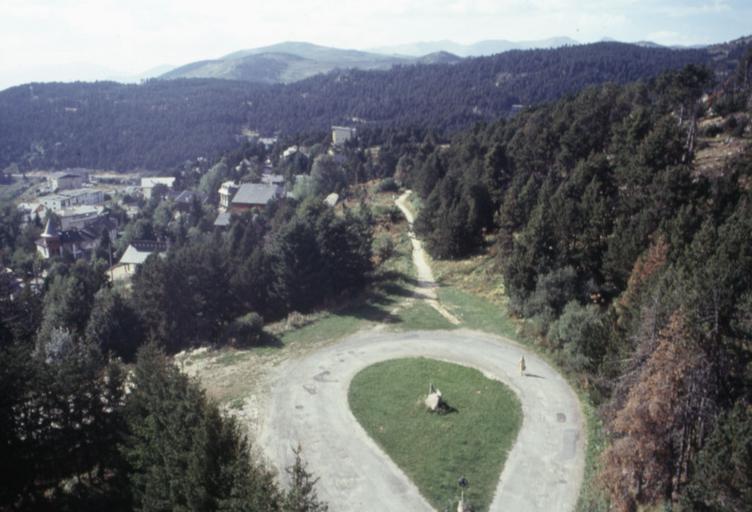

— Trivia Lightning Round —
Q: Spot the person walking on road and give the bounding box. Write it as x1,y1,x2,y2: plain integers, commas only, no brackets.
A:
519,355,526,376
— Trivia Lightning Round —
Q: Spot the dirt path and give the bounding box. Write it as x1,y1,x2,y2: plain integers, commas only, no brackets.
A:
394,190,461,325
257,330,585,512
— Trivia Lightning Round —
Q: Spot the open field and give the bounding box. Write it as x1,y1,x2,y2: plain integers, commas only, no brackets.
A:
349,357,522,512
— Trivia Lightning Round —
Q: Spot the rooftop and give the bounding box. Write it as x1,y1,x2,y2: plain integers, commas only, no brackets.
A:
261,174,285,185
231,183,282,206
171,190,201,204
141,177,176,188
119,240,169,265
214,211,232,227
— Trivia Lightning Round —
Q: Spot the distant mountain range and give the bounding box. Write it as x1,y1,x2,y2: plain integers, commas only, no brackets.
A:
7,37,747,171
0,37,719,91
0,62,176,91
159,42,462,84
157,37,714,85
369,37,579,57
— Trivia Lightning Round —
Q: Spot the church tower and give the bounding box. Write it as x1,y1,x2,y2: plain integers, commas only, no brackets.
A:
38,216,62,258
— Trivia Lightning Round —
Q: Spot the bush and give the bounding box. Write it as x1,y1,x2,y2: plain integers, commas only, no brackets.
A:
376,178,399,193
285,311,311,330
373,235,395,263
522,266,579,327
713,94,748,117
702,123,723,137
386,206,402,224
547,300,608,372
224,312,264,347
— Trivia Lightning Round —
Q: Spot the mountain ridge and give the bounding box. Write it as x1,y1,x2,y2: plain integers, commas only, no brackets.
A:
370,36,579,57
160,39,582,83
158,37,716,85
2,37,749,171
160,42,414,84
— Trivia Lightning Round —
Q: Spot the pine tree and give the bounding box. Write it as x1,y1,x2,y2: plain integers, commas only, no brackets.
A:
86,287,143,360
122,343,284,511
682,402,752,512
284,445,328,512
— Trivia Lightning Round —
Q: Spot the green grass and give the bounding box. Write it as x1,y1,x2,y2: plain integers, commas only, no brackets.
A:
349,358,522,512
0,179,36,202
438,286,519,339
214,350,253,367
278,312,366,347
392,300,455,331
576,399,610,512
255,221,428,354
227,398,245,410
408,192,423,215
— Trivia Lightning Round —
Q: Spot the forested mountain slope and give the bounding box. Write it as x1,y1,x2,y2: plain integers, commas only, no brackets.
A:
0,79,260,171
1,40,742,171
404,55,752,510
370,36,578,57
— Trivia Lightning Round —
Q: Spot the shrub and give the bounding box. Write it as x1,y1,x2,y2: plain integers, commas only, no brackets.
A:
702,123,723,137
224,312,264,347
547,300,608,372
522,266,579,327
373,235,395,263
285,311,310,330
376,178,399,193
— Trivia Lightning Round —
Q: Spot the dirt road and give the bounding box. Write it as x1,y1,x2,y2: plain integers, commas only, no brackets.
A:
257,329,585,511
394,190,461,325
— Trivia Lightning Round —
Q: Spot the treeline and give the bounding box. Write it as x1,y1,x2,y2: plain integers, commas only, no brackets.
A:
407,59,752,510
0,309,327,511
130,198,372,353
18,195,372,361
256,42,711,134
1,41,732,171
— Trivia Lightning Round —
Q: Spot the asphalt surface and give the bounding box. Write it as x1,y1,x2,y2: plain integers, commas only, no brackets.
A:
257,329,585,512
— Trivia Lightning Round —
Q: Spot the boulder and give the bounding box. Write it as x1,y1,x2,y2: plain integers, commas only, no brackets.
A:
425,391,443,411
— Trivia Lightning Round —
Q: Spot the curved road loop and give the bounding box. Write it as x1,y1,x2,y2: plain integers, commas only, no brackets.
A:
256,190,584,511
257,330,585,511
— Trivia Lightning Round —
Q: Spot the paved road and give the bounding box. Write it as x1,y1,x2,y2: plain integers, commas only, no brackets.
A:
257,329,585,512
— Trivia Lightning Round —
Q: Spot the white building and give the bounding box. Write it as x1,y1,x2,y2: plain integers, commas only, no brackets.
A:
332,126,356,147
37,194,68,211
63,188,105,206
38,188,105,211
110,241,168,282
141,177,176,199
48,172,85,192
218,181,239,212
282,145,299,159
59,205,106,230
258,136,278,148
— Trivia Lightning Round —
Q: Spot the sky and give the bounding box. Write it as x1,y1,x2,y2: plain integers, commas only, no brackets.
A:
1,0,751,90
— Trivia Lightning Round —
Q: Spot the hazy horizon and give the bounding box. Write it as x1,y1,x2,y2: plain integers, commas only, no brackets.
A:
2,0,751,90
